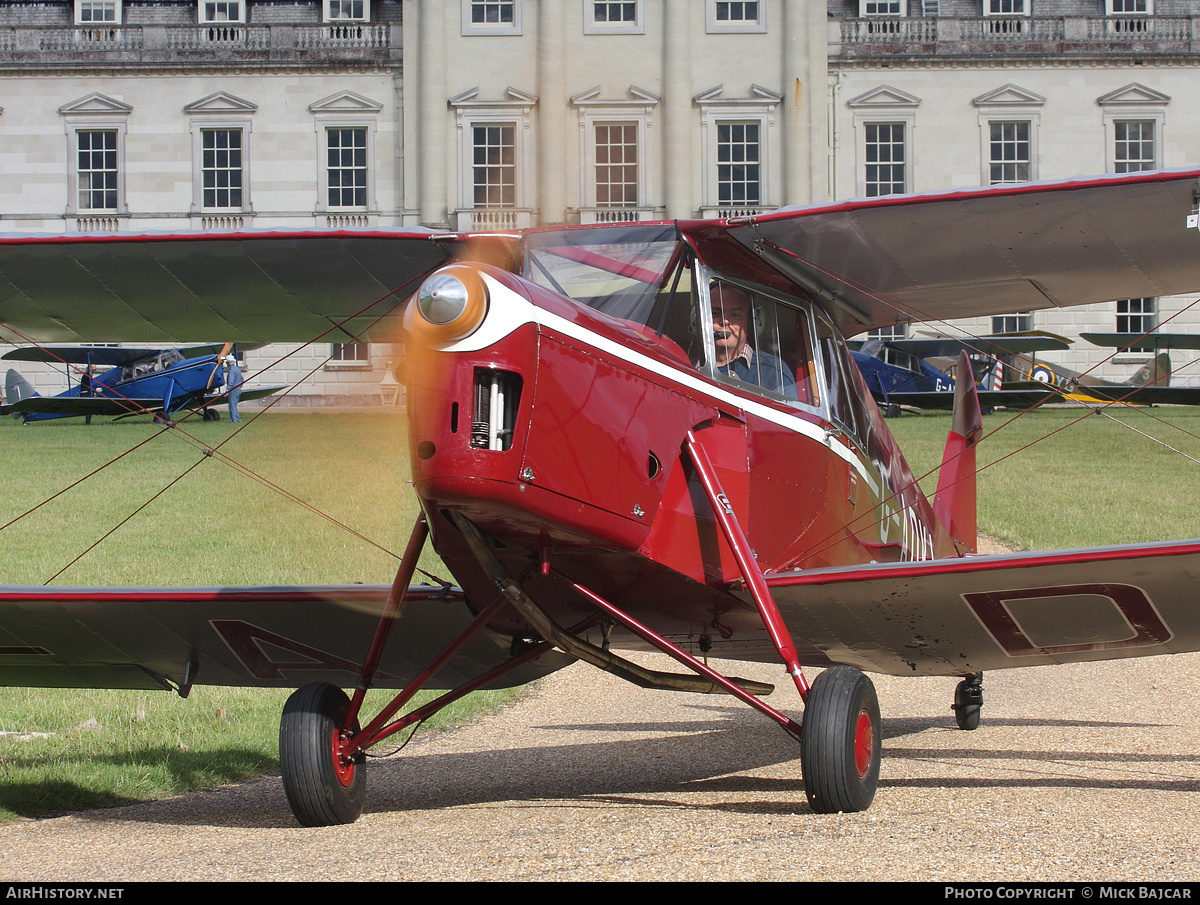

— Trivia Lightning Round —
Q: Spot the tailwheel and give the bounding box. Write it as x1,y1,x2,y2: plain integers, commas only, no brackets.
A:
280,682,365,827
800,666,882,814
952,673,983,731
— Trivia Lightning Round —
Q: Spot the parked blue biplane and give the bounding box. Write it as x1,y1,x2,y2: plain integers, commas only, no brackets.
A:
1,343,282,423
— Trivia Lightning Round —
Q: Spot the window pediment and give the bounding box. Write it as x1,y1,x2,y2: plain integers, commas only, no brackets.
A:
972,85,1046,109
59,93,133,117
694,85,782,107
847,86,921,110
449,87,538,108
1097,83,1171,108
571,86,660,107
184,92,258,116
308,91,384,115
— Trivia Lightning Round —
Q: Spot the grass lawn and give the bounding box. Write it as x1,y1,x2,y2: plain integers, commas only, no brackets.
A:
1,401,1198,819
0,409,518,820
888,404,1200,551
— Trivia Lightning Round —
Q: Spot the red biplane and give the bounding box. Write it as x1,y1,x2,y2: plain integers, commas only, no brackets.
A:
4,169,1200,826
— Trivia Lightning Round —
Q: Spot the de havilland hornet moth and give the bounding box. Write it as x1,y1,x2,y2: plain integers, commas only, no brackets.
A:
1,343,282,423
6,170,1200,825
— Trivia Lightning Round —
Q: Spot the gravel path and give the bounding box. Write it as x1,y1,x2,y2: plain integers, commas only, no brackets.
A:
3,539,1199,881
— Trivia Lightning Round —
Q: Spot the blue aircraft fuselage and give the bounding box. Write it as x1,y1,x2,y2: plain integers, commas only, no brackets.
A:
20,350,224,422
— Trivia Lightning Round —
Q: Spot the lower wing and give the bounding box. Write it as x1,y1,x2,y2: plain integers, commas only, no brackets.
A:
768,539,1200,676
0,584,571,691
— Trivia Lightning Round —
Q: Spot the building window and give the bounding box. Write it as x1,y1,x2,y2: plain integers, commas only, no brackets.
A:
985,0,1028,14
327,128,368,209
200,1,245,23
594,1,636,22
715,1,758,21
451,90,535,228
707,0,766,33
76,1,120,24
1108,0,1151,13
992,313,1032,334
1117,298,1156,351
325,0,368,20
585,0,643,33
594,123,639,208
868,324,908,341
77,130,119,211
860,0,906,14
716,122,761,207
201,129,243,210
988,121,1031,184
472,124,517,209
1114,120,1156,173
864,123,906,197
471,0,514,23
330,342,370,364
462,0,521,34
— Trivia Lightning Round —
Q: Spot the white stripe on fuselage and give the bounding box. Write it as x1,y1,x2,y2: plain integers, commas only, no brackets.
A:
435,274,881,494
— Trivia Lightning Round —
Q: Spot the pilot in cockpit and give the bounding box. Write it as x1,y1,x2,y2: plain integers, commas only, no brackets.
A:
710,281,798,400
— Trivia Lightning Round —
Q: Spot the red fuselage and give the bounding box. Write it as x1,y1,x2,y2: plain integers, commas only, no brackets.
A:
405,226,960,665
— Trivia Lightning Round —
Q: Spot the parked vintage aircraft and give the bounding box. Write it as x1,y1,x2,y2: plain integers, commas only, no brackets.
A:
853,330,1200,411
1009,331,1200,404
850,332,1072,412
1,343,282,423
4,170,1200,826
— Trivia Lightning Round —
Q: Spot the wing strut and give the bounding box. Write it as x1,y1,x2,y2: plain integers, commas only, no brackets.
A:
684,429,811,703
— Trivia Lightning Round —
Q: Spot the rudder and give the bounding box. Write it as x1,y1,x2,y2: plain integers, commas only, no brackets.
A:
933,352,983,554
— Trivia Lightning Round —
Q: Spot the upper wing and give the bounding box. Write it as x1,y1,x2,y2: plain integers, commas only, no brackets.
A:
1082,333,1200,351
2,346,161,366
890,333,1072,359
711,169,1200,335
0,229,453,345
0,583,571,691
768,539,1200,677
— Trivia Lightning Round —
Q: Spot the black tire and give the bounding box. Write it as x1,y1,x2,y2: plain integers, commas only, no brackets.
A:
800,666,882,814
280,682,365,827
953,678,982,731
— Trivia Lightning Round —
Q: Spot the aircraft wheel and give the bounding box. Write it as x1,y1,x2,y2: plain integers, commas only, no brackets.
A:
279,682,365,827
800,666,881,814
952,675,983,731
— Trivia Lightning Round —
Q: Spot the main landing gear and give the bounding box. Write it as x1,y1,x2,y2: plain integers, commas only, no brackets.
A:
280,682,365,827
800,666,882,814
277,431,894,826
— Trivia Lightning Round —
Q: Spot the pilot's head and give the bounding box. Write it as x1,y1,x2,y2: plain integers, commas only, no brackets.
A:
711,281,751,366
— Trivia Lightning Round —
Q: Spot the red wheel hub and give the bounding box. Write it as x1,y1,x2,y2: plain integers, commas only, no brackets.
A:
854,710,874,778
332,730,357,788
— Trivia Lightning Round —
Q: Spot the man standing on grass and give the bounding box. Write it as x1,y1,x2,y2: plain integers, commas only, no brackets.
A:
225,355,244,424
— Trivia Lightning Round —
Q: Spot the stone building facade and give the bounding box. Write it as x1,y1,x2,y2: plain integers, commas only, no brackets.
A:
2,0,1199,401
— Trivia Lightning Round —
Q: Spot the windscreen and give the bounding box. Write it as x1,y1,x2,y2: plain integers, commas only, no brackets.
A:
523,224,683,326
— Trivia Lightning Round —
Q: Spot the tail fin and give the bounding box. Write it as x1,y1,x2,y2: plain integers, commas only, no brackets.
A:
933,352,983,554
1127,352,1172,388
4,368,38,412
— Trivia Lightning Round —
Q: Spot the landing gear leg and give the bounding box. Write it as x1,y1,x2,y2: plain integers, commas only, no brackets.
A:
800,666,882,814
952,673,984,731
280,681,365,827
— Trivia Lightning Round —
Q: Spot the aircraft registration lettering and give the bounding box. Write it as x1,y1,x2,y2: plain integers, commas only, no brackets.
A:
900,505,934,562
